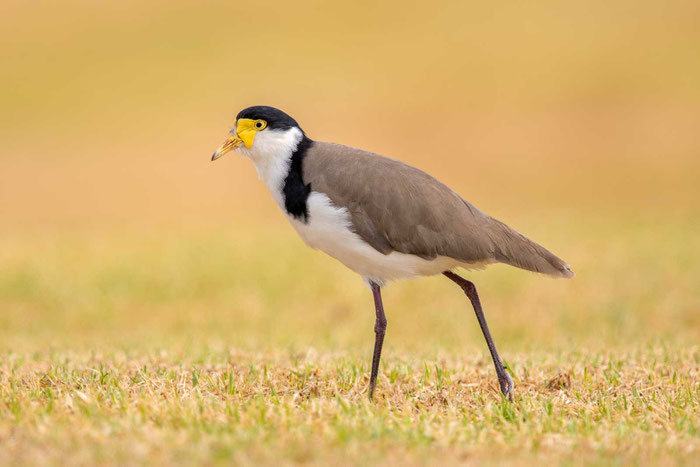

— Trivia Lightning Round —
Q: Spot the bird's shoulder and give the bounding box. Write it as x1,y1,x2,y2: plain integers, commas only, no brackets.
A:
303,141,460,197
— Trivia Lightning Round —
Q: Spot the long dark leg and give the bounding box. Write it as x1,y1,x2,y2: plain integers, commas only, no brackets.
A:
443,271,514,399
368,282,387,400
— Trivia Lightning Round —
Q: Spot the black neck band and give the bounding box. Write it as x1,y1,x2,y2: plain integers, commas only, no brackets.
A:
282,135,314,221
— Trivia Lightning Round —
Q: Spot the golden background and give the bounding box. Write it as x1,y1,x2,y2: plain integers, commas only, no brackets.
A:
1,0,698,356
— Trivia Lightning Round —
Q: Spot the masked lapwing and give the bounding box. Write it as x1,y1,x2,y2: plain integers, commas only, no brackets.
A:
212,105,573,400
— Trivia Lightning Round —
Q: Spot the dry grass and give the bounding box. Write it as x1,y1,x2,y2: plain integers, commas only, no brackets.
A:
1,221,698,465
1,348,697,465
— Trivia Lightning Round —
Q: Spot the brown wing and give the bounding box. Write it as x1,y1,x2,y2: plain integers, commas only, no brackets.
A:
303,142,573,278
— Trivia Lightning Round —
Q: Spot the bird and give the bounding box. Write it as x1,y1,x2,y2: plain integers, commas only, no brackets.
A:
211,105,573,400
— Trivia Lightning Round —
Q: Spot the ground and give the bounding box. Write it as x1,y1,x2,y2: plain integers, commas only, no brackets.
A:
1,348,697,465
1,219,698,465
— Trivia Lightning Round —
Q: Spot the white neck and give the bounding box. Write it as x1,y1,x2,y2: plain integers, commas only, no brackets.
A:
235,127,303,207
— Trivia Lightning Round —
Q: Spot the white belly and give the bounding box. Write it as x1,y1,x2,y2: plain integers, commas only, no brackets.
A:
288,192,462,285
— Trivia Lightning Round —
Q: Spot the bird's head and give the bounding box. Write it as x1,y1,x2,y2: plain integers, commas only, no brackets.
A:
211,106,304,162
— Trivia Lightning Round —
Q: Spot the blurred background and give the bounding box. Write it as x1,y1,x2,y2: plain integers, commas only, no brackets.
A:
1,0,698,355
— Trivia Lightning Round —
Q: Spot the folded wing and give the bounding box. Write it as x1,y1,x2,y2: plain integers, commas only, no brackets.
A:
303,142,573,278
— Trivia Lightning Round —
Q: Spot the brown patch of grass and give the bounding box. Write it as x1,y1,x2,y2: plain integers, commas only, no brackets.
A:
546,372,572,391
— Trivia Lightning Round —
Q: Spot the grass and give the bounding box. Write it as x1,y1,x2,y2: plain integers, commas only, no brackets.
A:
1,348,697,465
1,217,698,464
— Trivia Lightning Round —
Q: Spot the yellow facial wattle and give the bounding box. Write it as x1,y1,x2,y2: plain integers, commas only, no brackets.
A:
235,118,262,149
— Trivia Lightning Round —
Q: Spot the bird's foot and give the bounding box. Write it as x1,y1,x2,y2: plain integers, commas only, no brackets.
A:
498,371,514,401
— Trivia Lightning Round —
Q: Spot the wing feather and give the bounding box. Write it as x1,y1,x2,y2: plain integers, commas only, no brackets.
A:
303,142,573,278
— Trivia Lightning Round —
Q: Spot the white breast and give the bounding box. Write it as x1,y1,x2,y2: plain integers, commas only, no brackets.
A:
287,192,462,285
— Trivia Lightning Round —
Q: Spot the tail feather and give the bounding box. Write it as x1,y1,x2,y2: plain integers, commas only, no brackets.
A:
489,219,574,278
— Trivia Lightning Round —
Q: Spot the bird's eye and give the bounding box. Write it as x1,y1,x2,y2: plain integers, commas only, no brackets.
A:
254,120,267,130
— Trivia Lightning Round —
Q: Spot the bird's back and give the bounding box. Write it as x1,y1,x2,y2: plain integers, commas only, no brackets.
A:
303,142,573,278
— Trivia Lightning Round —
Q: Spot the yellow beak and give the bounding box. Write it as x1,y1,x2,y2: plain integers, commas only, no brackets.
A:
211,118,258,161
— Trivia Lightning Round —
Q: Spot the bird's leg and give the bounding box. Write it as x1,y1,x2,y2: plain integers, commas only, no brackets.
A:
368,281,387,401
443,271,514,400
